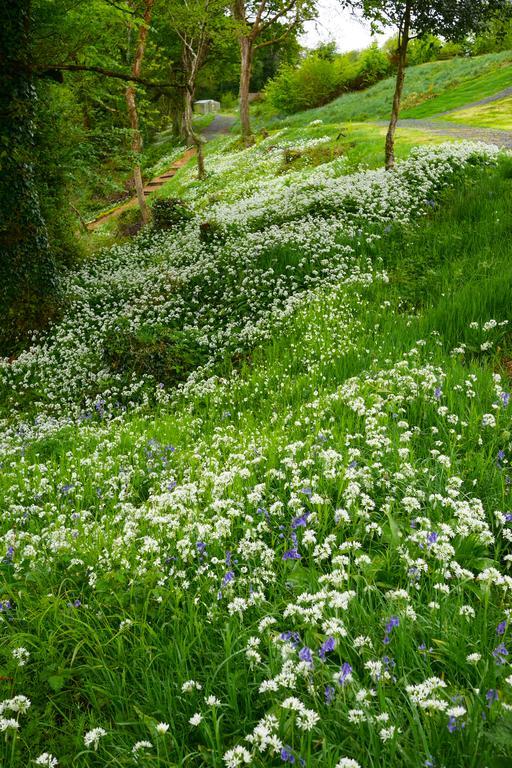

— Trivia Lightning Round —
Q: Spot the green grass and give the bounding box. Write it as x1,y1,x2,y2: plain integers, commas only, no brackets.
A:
401,63,512,118
256,50,512,127
2,154,512,767
440,95,512,130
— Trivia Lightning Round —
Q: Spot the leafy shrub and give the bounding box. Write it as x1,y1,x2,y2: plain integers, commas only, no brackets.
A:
353,43,392,88
151,198,193,230
264,53,347,114
103,321,208,386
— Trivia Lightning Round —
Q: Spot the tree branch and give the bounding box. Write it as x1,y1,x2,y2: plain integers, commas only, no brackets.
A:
36,64,171,89
258,0,300,33
254,10,301,49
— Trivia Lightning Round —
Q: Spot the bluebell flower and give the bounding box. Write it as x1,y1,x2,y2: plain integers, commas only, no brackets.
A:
319,637,335,659
492,642,508,664
497,620,507,636
291,512,309,529
486,689,499,706
222,571,235,586
299,646,313,664
338,662,352,685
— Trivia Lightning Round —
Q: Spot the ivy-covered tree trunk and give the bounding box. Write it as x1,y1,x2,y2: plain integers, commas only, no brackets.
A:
0,0,59,354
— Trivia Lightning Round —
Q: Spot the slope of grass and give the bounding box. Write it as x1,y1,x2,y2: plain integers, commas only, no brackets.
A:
401,64,512,118
1,142,512,768
441,95,512,130
148,122,443,213
259,50,512,127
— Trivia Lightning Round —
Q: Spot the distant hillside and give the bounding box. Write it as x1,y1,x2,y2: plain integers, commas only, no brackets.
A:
275,50,512,126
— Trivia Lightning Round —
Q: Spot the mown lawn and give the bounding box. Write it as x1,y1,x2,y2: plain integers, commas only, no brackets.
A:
440,95,512,130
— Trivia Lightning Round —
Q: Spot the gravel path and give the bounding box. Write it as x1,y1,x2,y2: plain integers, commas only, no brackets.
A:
202,115,236,139
377,118,512,149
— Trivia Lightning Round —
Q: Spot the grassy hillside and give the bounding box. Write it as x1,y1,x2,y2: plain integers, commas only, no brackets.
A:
401,64,512,118
1,134,512,768
264,50,512,127
442,95,512,130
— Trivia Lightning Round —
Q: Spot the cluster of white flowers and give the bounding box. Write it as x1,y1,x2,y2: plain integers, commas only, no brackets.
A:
1,138,511,765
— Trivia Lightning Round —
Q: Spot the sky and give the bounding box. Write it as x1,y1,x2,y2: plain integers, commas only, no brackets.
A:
300,1,393,52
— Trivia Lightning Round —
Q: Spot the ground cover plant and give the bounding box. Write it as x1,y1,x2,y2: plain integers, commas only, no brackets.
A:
1,131,512,768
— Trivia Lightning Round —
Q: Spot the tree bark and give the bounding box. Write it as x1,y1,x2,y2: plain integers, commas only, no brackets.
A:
0,0,59,353
183,87,206,179
384,2,411,171
125,0,154,224
239,35,254,146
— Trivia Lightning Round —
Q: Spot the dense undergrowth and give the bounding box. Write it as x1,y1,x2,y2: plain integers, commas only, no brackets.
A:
1,140,512,768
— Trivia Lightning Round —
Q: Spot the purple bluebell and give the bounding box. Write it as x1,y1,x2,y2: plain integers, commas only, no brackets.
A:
222,571,235,586
385,616,400,633
319,637,336,659
299,646,313,664
486,689,499,706
497,620,507,636
280,747,295,763
338,662,352,685
283,548,301,560
447,716,457,733
291,512,310,529
492,642,508,664
280,631,301,648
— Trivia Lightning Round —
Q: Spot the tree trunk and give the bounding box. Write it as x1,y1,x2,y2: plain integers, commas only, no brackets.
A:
0,0,59,353
183,88,206,179
239,35,254,146
385,4,411,171
125,85,150,222
125,0,154,224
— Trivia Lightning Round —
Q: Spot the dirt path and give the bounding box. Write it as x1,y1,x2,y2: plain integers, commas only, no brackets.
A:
87,148,196,231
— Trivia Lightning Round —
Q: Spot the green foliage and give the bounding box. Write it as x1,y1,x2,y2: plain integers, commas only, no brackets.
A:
263,52,347,113
151,197,194,229
354,42,392,87
103,320,209,386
